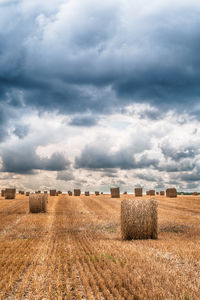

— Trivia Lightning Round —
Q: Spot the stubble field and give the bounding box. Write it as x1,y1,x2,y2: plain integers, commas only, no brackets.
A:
0,193,200,299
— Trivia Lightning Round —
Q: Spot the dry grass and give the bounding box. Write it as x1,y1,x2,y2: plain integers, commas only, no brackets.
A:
0,193,200,299
121,198,157,240
29,194,48,213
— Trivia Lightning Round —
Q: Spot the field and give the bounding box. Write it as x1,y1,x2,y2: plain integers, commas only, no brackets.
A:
0,194,200,299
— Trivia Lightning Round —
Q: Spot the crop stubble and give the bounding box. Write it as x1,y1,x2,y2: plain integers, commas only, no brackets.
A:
0,194,200,299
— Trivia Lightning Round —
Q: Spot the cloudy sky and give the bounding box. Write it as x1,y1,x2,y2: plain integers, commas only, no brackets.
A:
0,0,200,192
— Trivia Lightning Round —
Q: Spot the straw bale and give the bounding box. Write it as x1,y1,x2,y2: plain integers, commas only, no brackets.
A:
5,188,16,199
29,194,47,213
68,191,73,196
135,188,142,197
74,189,81,196
166,188,177,198
193,192,198,196
101,192,103,194
85,191,90,196
121,198,158,240
44,191,48,194
110,187,120,198
50,189,56,196
95,191,99,196
124,192,127,195
26,192,30,196
1,190,5,197
160,191,165,196
149,190,155,196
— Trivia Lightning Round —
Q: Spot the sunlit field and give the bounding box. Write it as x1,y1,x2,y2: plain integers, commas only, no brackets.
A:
0,193,200,299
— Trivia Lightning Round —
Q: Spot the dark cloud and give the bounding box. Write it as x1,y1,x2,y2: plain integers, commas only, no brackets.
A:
13,124,29,139
160,143,197,161
0,0,200,118
56,170,75,181
69,115,98,127
75,145,158,170
1,147,70,174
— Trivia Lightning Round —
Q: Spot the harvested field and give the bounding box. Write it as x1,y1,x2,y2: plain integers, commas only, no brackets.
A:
0,193,200,299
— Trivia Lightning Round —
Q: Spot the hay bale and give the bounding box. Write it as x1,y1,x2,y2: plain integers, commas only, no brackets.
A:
149,190,155,196
50,189,56,196
85,191,90,196
57,191,62,194
110,187,120,198
29,194,47,213
44,191,48,194
21,191,25,195
101,192,103,194
1,190,5,197
135,188,142,197
121,198,158,240
146,191,150,195
160,191,165,196
5,188,16,199
166,188,177,198
124,191,127,195
68,191,72,196
193,192,198,196
74,189,81,196
26,192,30,196
95,191,99,196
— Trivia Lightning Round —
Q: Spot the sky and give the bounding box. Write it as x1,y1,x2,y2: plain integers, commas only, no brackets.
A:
0,0,200,192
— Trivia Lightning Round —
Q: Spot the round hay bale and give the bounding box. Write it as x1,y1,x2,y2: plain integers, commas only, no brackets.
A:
110,187,120,198
74,189,81,196
29,194,47,213
121,198,158,240
5,188,16,199
135,188,143,197
166,188,177,198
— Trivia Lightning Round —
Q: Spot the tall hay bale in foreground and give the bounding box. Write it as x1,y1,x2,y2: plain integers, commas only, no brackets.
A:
5,188,16,199
85,191,90,196
29,194,47,213
110,187,120,198
95,191,99,196
121,198,158,240
160,191,165,196
135,188,142,197
1,190,5,197
74,189,81,196
166,188,177,198
50,189,56,196
149,190,155,196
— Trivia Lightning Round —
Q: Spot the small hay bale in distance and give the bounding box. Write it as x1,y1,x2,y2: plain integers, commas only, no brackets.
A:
110,187,120,198
68,191,72,196
121,198,158,240
26,192,30,196
156,192,159,195
166,188,177,198
95,191,99,196
160,191,165,196
5,188,16,199
1,190,5,197
57,191,62,195
149,190,155,196
101,192,103,194
85,191,90,196
29,194,47,213
123,191,127,195
146,191,150,195
135,188,143,197
193,192,198,196
74,189,81,196
50,189,56,196
44,191,48,194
